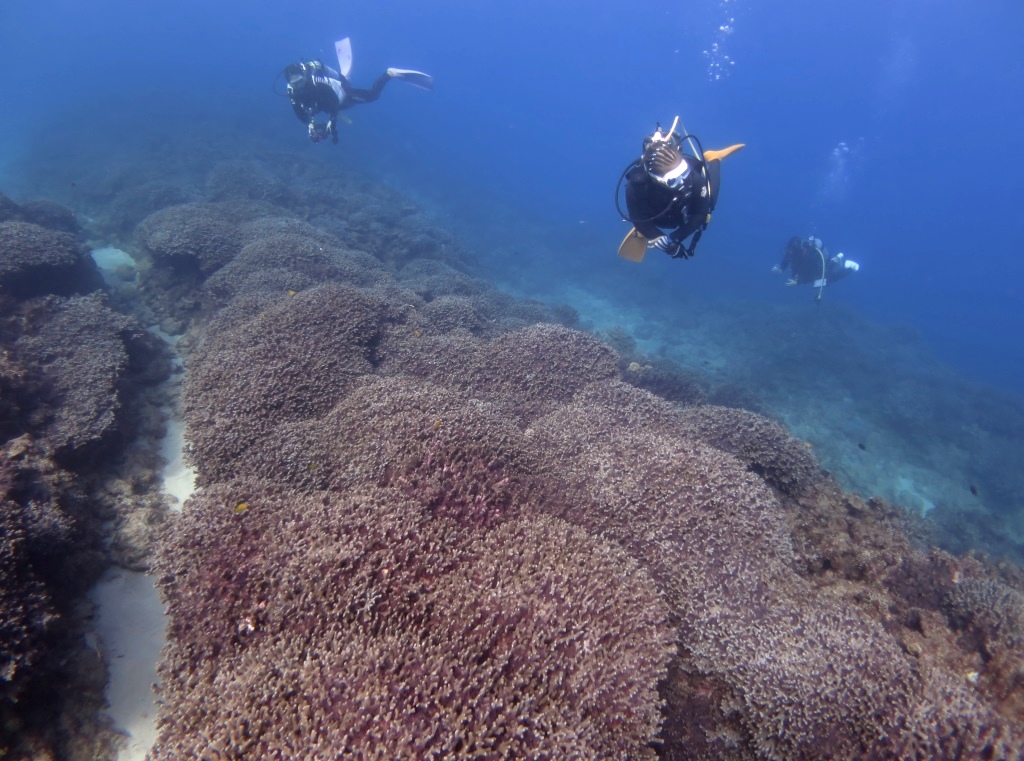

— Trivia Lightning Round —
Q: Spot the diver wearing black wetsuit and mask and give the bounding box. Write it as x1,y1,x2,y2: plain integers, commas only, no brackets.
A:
282,37,433,144
616,117,743,261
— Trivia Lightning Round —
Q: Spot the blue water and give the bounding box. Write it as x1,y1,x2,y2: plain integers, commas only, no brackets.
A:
4,0,1021,389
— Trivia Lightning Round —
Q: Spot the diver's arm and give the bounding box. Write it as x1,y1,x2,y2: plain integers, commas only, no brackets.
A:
291,98,312,124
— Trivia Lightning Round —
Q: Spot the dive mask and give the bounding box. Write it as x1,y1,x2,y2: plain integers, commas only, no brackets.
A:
644,147,690,188
642,116,690,187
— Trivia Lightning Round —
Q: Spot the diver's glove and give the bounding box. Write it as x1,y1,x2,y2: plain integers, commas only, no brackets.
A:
326,118,339,144
650,235,686,258
844,259,860,271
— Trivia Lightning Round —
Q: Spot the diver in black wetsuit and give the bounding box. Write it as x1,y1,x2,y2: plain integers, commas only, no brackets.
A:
619,118,744,259
283,41,432,144
773,235,861,301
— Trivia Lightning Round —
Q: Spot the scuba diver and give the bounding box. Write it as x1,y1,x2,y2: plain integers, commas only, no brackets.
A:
616,116,744,262
283,37,433,144
773,235,860,301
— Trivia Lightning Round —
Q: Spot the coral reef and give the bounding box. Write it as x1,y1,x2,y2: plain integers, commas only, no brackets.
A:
0,434,113,760
621,356,708,407
203,231,388,303
11,293,167,465
0,220,102,300
182,284,389,485
152,481,673,760
0,192,173,760
675,404,822,495
204,160,292,205
947,575,1024,718
527,390,1024,759
7,128,1024,760
136,202,245,276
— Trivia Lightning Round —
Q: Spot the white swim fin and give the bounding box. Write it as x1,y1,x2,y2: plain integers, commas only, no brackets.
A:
335,37,353,78
386,68,434,91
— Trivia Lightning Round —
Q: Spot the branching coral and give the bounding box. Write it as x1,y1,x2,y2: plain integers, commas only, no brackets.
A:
183,284,387,485
204,232,389,303
527,393,1024,759
212,375,540,529
153,481,673,760
12,293,163,464
0,220,102,299
675,404,822,495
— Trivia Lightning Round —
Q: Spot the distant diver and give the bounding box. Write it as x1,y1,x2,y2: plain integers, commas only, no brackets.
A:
773,235,860,301
282,37,433,144
616,116,744,262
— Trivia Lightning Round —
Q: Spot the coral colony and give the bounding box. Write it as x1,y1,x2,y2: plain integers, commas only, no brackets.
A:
2,151,1024,759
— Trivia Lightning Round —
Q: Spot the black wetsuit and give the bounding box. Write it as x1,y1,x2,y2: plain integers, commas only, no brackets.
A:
778,239,852,286
289,62,393,139
779,239,825,285
624,156,720,254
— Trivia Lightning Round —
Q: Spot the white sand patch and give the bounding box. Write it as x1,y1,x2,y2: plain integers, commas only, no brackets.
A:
895,474,937,516
159,415,195,510
89,305,197,759
89,569,167,761
90,246,137,286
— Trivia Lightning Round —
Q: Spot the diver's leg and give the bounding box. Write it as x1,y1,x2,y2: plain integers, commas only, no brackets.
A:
346,72,393,105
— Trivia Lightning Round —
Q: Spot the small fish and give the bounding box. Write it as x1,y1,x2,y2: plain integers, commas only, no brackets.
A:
858,442,867,451
288,290,297,296
433,418,443,431
969,484,978,497
234,502,249,514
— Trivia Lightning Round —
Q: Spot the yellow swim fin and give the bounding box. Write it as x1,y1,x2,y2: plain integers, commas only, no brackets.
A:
618,227,648,262
703,143,745,162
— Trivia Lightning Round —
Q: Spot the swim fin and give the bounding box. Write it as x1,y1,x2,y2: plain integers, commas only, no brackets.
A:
335,37,353,78
386,68,434,91
703,143,745,162
618,227,648,262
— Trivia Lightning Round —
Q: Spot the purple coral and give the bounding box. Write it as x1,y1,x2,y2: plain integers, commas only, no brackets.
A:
136,202,244,276
12,293,167,464
676,404,822,495
152,481,673,759
203,232,388,303
527,391,1024,759
183,284,387,485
